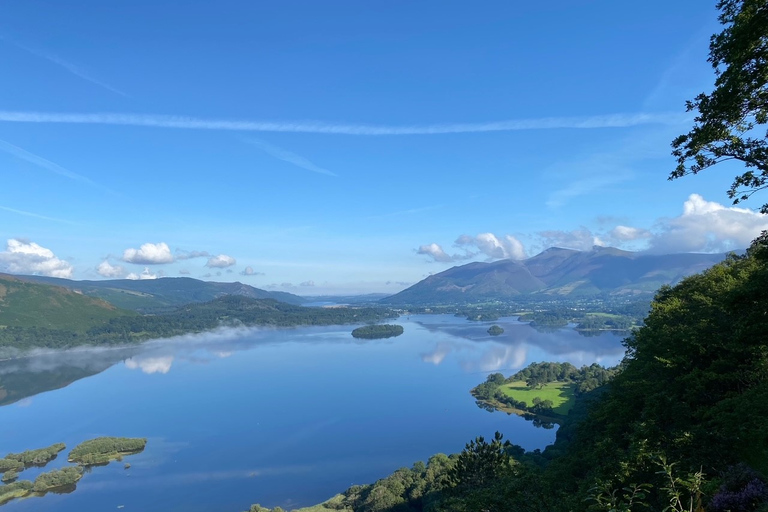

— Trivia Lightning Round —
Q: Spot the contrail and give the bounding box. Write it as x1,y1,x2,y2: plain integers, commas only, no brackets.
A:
0,111,691,136
0,138,96,184
244,138,337,177
0,205,75,224
2,37,128,97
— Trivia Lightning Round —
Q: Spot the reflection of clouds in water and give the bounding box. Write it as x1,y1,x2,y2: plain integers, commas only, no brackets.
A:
421,342,452,365
15,397,33,408
420,340,528,372
415,316,627,373
467,344,528,372
125,355,174,374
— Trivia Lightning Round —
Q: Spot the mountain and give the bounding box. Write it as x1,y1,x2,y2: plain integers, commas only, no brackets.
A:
16,275,306,311
0,274,134,331
382,246,730,304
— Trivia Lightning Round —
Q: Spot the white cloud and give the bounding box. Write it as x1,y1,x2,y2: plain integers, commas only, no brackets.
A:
418,233,527,263
123,242,174,264
126,267,158,280
0,110,689,136
609,225,652,241
455,233,527,260
538,228,604,251
0,238,73,277
239,266,264,276
206,254,236,268
299,280,315,287
646,194,768,253
179,269,190,275
417,243,454,263
96,260,124,278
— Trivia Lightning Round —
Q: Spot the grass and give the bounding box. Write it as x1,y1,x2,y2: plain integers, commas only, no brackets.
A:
498,381,576,415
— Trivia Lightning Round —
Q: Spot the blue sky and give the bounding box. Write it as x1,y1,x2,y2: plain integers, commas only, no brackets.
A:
1,0,767,294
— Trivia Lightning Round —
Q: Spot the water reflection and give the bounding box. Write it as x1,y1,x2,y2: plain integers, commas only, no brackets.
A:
0,316,627,409
415,316,627,373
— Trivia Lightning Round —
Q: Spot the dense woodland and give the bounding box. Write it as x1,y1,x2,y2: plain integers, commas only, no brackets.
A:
245,233,768,512
0,296,397,351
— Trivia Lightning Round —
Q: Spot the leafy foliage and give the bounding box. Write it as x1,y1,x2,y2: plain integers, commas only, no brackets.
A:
671,0,768,212
5,443,66,466
68,437,147,465
31,466,83,492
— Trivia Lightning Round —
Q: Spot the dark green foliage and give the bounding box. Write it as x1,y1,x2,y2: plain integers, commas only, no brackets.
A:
0,470,18,483
671,0,768,212
351,324,404,339
5,443,66,467
0,458,23,473
31,466,83,492
68,437,147,465
487,325,504,335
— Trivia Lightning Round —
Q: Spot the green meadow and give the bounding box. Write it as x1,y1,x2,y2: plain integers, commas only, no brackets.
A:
499,381,575,415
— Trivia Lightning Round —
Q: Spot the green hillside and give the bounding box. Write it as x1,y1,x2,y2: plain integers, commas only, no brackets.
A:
18,275,306,311
0,275,134,332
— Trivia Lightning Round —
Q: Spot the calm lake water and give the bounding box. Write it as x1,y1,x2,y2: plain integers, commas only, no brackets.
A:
0,315,626,511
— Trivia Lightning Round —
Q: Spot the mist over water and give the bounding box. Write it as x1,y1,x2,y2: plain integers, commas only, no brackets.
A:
0,315,626,511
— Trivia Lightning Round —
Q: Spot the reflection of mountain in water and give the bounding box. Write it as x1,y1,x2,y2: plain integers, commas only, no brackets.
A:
414,316,627,373
0,349,136,407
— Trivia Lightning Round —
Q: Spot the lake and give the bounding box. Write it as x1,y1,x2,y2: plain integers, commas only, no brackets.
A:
0,315,626,511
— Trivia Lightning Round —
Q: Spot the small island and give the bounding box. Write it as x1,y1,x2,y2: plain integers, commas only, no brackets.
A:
487,325,504,336
68,437,147,465
0,437,147,507
5,443,66,467
0,467,84,505
351,324,404,339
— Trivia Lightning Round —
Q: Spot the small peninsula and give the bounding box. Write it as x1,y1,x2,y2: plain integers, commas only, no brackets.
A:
351,324,404,339
487,325,504,336
68,437,147,465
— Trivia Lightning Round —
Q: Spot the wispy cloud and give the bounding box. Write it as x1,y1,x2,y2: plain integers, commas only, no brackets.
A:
0,111,691,136
0,138,97,185
2,36,128,97
0,205,74,224
244,138,337,177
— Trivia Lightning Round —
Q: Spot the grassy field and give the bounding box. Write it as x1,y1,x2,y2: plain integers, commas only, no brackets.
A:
499,381,575,415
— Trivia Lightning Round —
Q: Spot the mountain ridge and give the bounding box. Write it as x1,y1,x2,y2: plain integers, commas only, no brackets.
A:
13,275,306,311
382,246,732,304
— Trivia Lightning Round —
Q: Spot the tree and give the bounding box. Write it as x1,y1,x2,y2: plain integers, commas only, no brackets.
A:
670,0,768,212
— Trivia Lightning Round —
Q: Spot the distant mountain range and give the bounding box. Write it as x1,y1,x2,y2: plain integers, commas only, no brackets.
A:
16,275,305,311
382,246,730,304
